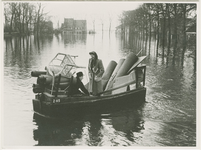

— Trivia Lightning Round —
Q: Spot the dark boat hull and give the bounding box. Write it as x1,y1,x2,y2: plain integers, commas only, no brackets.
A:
32,87,146,118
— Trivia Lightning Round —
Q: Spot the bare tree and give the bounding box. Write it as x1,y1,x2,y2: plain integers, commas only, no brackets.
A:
4,2,50,35
99,16,104,33
108,13,114,33
4,3,18,34
34,3,49,36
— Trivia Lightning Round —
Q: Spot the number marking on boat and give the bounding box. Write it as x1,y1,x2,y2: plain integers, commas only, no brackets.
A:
53,99,61,103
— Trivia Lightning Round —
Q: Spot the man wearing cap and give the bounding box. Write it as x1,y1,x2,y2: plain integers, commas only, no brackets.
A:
88,51,105,95
68,72,90,96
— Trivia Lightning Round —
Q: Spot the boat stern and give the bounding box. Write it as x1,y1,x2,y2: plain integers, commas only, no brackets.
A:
32,94,43,114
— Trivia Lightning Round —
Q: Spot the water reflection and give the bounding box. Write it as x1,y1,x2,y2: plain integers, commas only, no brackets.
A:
4,36,32,68
33,105,145,146
33,115,83,146
62,33,87,46
4,35,55,69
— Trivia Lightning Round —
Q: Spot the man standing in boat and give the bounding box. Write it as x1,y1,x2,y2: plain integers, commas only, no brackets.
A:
88,51,105,95
68,72,90,96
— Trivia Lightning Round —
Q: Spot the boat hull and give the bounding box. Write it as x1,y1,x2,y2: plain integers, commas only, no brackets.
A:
32,87,146,118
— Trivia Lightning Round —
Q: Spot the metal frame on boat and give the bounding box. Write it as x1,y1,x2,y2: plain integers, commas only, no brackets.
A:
31,53,147,118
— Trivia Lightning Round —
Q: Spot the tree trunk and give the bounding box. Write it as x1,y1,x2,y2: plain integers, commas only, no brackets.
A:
109,22,111,33
145,14,148,51
167,4,171,57
10,13,14,34
173,4,178,64
22,9,25,34
182,5,187,53
93,21,95,32
162,7,166,57
156,9,160,57
18,3,22,34
181,4,187,67
36,10,40,36
148,13,152,55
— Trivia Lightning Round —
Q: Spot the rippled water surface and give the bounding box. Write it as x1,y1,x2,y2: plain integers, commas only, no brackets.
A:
3,32,196,147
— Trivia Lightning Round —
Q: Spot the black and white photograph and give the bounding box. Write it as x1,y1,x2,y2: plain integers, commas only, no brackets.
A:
1,1,199,148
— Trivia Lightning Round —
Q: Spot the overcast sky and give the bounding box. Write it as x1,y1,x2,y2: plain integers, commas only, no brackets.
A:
43,2,142,30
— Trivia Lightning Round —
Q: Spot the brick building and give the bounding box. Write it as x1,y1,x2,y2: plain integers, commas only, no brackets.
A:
61,18,87,34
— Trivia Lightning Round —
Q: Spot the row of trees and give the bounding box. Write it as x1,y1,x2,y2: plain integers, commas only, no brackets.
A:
119,3,196,59
89,14,114,34
4,2,53,36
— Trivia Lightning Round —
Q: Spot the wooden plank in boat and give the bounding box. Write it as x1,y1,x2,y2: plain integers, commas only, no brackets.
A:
127,56,146,74
112,71,136,94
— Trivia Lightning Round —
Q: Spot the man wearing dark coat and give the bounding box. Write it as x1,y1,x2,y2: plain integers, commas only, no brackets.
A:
68,72,89,96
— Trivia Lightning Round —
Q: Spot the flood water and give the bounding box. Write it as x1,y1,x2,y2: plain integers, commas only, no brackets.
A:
3,31,196,147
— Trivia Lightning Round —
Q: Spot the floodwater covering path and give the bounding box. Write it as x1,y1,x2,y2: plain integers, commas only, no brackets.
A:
3,31,196,146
